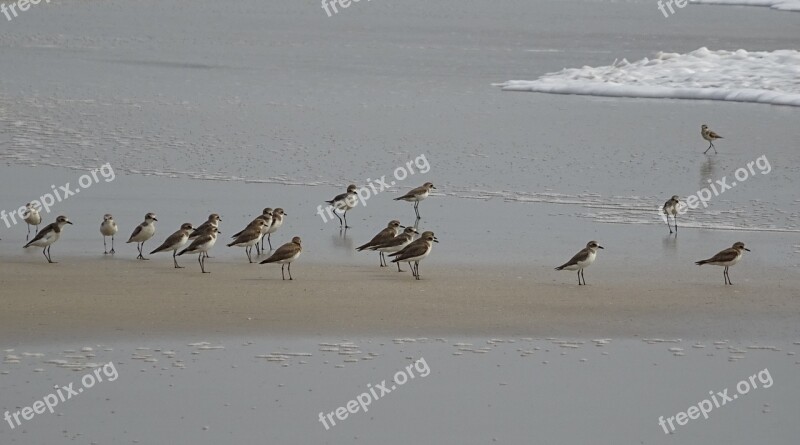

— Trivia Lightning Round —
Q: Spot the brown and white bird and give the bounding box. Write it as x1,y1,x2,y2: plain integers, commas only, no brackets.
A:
695,242,750,285
389,230,438,280
232,208,273,255
662,195,681,234
370,226,418,272
100,214,118,254
325,185,358,229
394,182,435,219
178,226,219,273
264,208,286,250
260,236,302,280
23,215,72,263
127,213,158,260
227,219,267,263
701,124,723,154
555,241,604,285
23,202,41,241
150,223,194,268
356,220,404,266
190,213,221,239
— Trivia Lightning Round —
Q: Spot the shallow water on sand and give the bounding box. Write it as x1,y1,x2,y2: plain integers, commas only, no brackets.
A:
1,336,798,444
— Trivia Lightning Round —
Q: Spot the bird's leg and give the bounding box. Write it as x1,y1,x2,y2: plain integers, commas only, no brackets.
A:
111,235,115,254
246,246,252,263
173,251,183,268
268,234,273,250
665,215,672,234
344,211,350,229
281,264,286,280
104,236,108,254
396,261,404,272
288,262,293,280
334,211,343,228
414,261,420,280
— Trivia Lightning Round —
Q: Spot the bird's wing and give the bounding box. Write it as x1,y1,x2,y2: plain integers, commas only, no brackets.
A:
390,242,428,261
556,248,589,269
24,223,56,246
262,243,300,263
357,228,395,250
705,248,738,263
128,224,143,241
152,230,185,253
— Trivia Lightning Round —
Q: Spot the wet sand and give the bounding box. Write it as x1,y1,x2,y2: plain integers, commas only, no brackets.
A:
2,258,798,345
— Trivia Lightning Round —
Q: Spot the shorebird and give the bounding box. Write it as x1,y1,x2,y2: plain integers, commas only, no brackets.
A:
264,208,286,250
127,213,158,260
356,220,403,266
150,223,194,268
394,182,435,219
100,214,118,254
227,219,267,263
701,124,723,154
260,236,302,280
695,242,750,285
190,214,221,239
235,208,274,254
371,226,418,271
662,195,681,234
23,215,72,263
178,226,219,273
555,241,604,285
389,230,438,280
22,203,41,241
325,185,358,229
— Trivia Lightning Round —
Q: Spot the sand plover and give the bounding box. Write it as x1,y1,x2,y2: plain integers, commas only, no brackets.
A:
370,226,418,272
389,230,438,280
326,185,358,229
695,242,750,285
662,195,681,234
394,182,435,219
22,203,41,241
555,241,604,285
100,214,118,254
227,219,267,263
150,223,194,268
356,220,403,266
235,208,274,254
190,214,221,239
701,124,723,154
23,215,72,263
260,236,302,280
178,226,219,273
127,213,158,260
264,208,286,250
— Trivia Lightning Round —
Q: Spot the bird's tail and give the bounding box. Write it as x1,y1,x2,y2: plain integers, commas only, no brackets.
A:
554,265,565,271
695,260,708,266
226,241,236,247
177,248,188,256
259,258,276,264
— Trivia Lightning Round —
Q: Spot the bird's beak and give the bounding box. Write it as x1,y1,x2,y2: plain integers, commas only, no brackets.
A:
153,218,158,221
431,186,437,189
283,212,288,216
744,248,751,252
433,237,439,243
598,246,604,249
399,225,406,228
67,221,73,225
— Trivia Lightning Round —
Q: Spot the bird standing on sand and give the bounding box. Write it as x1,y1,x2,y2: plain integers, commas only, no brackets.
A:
24,215,72,263
389,231,438,280
662,195,681,234
370,226,418,272
356,220,403,266
260,236,303,280
326,185,358,229
150,223,194,268
100,214,118,254
178,227,219,273
228,219,267,263
701,124,723,154
695,242,750,285
23,203,41,241
394,182,435,219
264,208,286,250
555,241,604,285
127,213,157,260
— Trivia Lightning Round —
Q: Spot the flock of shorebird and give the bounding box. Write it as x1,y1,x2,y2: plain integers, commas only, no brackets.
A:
14,124,749,284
